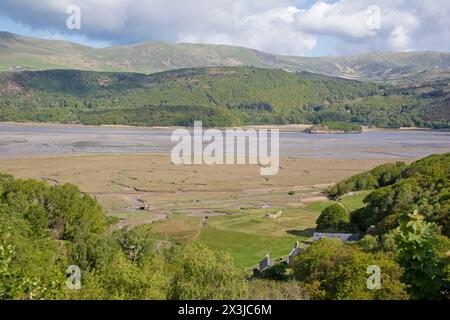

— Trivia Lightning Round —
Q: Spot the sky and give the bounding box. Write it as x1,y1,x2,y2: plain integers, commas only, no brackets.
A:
0,0,449,56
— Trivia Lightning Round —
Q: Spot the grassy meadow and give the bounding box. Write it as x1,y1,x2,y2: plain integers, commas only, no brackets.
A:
194,195,368,268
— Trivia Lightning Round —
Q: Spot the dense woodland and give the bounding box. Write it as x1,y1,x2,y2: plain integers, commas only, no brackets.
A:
0,67,448,128
1,153,449,300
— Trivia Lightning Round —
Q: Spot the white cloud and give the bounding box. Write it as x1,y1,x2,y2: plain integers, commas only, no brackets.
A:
388,26,411,51
179,6,317,55
293,0,421,51
294,1,379,38
0,0,448,55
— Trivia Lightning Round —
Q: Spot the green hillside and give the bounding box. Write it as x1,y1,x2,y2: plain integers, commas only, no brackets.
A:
0,31,272,74
1,31,450,83
0,67,374,127
279,51,450,83
0,66,448,128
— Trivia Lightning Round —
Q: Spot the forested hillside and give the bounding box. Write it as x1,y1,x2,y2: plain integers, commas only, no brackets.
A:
276,153,450,300
327,153,450,237
0,173,247,300
0,67,448,128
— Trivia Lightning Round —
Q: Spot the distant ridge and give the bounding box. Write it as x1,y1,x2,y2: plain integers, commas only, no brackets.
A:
0,66,448,128
1,31,450,82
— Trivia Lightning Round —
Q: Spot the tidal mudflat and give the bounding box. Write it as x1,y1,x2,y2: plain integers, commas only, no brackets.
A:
0,123,449,159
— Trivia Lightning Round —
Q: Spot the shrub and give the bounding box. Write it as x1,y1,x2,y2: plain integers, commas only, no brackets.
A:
291,238,408,300
316,204,350,232
169,244,247,300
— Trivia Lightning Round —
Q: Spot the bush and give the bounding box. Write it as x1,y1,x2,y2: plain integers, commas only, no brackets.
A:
169,244,247,300
259,263,288,281
395,213,449,299
358,235,379,252
316,204,350,232
1,173,248,300
291,238,408,300
247,279,309,300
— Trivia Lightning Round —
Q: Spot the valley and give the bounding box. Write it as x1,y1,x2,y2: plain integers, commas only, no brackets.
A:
0,152,395,268
0,28,449,301
1,123,448,268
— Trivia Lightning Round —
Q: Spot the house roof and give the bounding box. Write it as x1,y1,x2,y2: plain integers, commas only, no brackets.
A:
259,255,274,271
313,232,359,242
289,246,302,258
288,241,302,257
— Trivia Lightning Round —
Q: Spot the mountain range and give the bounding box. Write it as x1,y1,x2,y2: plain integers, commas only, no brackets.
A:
1,31,450,83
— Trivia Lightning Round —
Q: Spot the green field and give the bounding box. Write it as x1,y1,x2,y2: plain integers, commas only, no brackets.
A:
305,201,334,212
196,207,321,268
338,191,371,212
207,208,320,236
197,226,301,268
195,192,370,269
305,191,369,214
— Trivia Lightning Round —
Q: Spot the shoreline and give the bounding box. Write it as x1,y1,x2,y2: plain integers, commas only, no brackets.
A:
0,121,447,133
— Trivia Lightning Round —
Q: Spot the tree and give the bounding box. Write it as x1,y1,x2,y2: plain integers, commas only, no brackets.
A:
70,251,168,300
358,235,379,252
394,212,448,299
316,204,350,232
113,225,156,263
291,238,408,300
44,183,107,240
0,221,67,300
349,154,450,235
170,244,247,300
327,162,407,198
